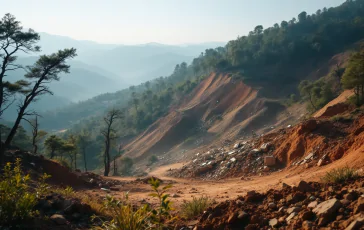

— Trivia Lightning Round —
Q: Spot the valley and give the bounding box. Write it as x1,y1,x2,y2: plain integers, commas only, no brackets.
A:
2,0,364,229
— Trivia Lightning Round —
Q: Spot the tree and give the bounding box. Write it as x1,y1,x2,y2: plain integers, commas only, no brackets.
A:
62,142,76,171
1,48,77,162
254,25,264,35
298,11,307,22
67,134,78,170
77,130,90,172
0,13,40,117
101,108,122,176
24,115,47,155
342,49,364,105
44,135,63,159
298,80,318,111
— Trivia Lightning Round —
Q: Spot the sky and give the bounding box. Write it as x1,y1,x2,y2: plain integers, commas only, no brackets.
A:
1,0,345,45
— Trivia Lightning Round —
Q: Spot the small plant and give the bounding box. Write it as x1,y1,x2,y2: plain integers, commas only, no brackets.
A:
180,196,212,219
94,179,173,230
148,178,174,229
36,173,52,198
0,159,38,225
95,194,151,230
322,166,359,183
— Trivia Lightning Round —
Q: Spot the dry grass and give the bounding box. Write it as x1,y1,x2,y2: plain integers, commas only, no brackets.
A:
322,167,358,183
180,196,213,219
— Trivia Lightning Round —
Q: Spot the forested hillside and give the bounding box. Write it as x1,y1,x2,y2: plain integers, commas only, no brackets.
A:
31,0,364,171
4,0,364,173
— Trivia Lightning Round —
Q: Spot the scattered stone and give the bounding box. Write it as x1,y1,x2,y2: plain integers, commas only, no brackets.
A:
50,214,67,225
354,197,364,214
308,201,318,209
286,212,297,223
269,218,278,227
264,156,276,166
287,207,301,214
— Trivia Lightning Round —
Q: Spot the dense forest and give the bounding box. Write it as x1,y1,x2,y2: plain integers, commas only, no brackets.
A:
2,0,364,174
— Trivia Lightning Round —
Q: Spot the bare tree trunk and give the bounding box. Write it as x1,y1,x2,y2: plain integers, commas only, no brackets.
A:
50,149,55,159
308,92,317,111
74,151,77,170
104,140,110,176
82,147,87,172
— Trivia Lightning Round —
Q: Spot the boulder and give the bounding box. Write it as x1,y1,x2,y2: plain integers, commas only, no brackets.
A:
313,198,341,226
264,156,276,166
298,180,313,192
354,197,364,214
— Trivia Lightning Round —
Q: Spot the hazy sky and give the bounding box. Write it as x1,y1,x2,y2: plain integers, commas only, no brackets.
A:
1,0,345,45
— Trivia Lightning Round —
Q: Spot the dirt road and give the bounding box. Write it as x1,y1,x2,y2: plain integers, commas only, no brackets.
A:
99,157,363,209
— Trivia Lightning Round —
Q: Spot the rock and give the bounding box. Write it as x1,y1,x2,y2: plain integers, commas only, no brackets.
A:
268,202,277,209
264,156,276,166
298,120,317,134
233,143,241,149
301,210,315,221
269,218,278,227
286,212,297,223
287,207,301,214
313,198,341,226
50,214,67,225
317,159,325,167
260,143,271,152
302,221,314,230
354,197,364,214
245,190,263,202
282,183,291,189
227,212,238,224
308,201,318,209
298,180,313,192
172,193,181,198
346,219,364,230
237,210,249,219
341,199,351,206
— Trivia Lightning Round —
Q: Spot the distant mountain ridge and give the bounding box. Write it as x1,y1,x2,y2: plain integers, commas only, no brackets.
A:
36,33,226,84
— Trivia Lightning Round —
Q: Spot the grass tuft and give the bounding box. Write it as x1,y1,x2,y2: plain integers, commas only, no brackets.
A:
180,196,212,219
322,166,358,183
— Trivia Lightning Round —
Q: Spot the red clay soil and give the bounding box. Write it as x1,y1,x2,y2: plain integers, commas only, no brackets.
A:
122,73,285,164
3,149,94,188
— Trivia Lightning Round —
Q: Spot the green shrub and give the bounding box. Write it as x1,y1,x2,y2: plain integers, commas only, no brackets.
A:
322,167,358,183
180,196,212,219
330,114,353,123
97,194,151,230
96,178,173,230
148,155,158,165
0,159,37,225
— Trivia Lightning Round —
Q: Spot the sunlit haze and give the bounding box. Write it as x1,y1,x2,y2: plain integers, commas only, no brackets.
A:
1,0,345,44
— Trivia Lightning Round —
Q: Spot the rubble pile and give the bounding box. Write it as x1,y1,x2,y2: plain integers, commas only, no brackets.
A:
191,177,364,230
169,140,280,179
